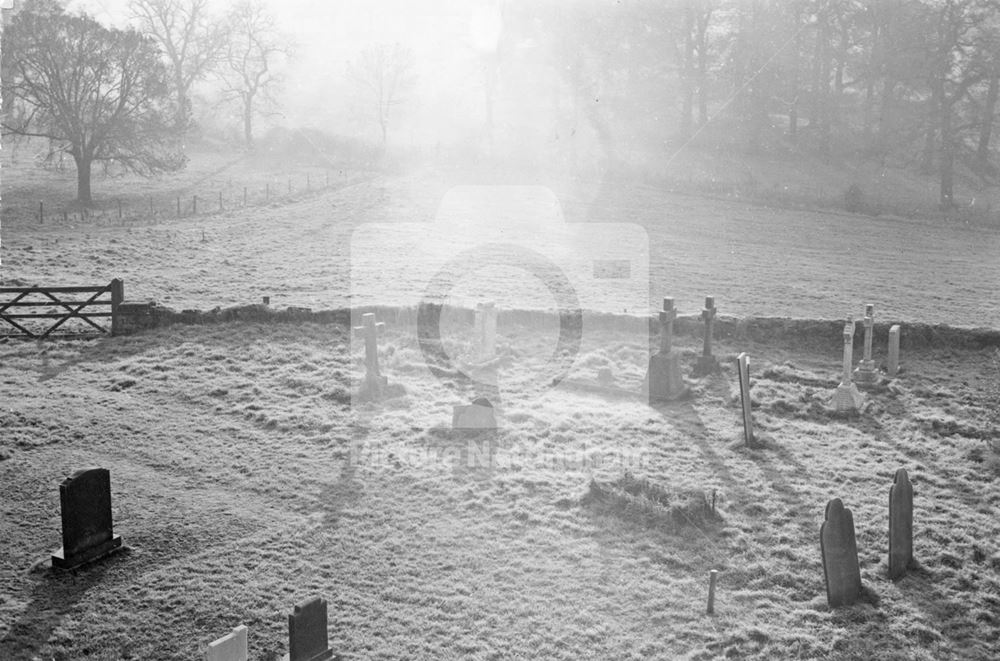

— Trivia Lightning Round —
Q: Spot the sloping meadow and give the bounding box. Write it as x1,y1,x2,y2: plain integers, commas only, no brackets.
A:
0,317,998,660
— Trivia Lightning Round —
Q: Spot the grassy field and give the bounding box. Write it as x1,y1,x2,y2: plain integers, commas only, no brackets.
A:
3,162,1000,328
2,144,1000,659
0,319,998,660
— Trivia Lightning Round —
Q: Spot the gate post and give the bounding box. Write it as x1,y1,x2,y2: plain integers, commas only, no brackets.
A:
110,279,124,336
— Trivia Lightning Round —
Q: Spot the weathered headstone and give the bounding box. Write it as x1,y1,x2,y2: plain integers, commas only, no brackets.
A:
206,625,248,661
473,301,498,361
820,498,862,608
832,317,864,412
853,303,880,387
282,596,335,661
452,397,497,430
647,297,687,401
888,468,914,580
887,324,901,377
51,468,123,570
736,352,754,446
692,296,720,377
353,313,387,395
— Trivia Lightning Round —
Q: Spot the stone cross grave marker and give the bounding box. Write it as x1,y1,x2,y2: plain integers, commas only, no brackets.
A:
474,301,498,361
854,303,880,387
887,324,901,377
206,625,248,661
647,297,687,402
353,313,387,395
282,596,335,661
888,468,914,580
693,296,720,377
51,467,123,570
820,498,862,608
832,317,864,413
736,352,755,446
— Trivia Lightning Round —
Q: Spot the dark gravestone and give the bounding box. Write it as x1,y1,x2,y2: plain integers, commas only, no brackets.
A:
283,596,335,661
888,468,914,580
820,498,862,608
736,352,754,446
51,468,123,570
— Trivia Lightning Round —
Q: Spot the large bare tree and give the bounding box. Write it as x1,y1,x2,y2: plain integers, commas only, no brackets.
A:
216,0,287,149
129,0,227,131
1,0,185,204
349,43,416,149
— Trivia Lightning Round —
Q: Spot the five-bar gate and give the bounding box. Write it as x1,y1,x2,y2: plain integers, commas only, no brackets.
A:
0,279,123,338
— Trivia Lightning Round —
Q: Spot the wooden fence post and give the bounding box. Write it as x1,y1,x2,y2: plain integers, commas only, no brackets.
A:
39,201,44,223
110,279,124,336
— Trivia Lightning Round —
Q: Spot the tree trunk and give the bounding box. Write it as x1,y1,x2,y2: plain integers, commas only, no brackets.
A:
74,153,93,205
696,11,710,125
243,95,254,148
680,4,695,137
939,99,955,209
977,69,999,167
175,72,190,131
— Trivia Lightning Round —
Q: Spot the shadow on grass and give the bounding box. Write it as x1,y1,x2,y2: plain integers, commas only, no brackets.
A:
0,552,123,659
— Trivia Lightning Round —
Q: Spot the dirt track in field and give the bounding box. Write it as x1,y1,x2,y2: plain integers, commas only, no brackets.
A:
2,167,999,329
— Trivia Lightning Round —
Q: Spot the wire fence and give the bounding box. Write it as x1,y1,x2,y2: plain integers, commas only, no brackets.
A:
6,166,369,229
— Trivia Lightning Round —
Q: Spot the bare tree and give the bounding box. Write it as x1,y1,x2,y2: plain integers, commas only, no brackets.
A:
216,0,287,149
1,0,185,204
349,43,416,149
129,0,228,131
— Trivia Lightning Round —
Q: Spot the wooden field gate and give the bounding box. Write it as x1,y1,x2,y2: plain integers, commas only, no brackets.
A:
0,279,124,338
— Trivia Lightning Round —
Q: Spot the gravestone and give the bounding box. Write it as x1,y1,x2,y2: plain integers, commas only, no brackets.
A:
51,467,123,570
473,302,498,361
853,304,880,388
832,317,864,413
736,352,755,446
692,296,720,377
452,397,497,430
283,596,335,661
353,313,387,396
887,324,901,377
820,498,862,608
647,297,688,401
206,625,248,661
888,468,914,580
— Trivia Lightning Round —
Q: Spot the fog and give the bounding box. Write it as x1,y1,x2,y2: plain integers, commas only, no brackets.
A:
67,0,561,158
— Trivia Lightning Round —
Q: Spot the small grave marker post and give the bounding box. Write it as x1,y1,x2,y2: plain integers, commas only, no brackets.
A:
737,352,755,446
887,324,901,377
282,596,335,661
219,190,223,210
647,297,687,401
820,498,862,608
707,569,718,614
693,296,720,376
353,313,388,396
205,625,248,661
51,468,123,569
832,317,863,412
853,303,880,387
888,468,914,580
